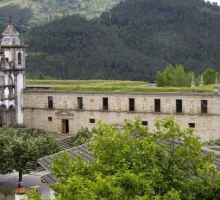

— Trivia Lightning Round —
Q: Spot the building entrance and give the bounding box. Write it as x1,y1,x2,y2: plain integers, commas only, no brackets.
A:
62,119,69,133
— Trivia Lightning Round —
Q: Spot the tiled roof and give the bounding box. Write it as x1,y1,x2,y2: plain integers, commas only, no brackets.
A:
38,144,94,184
41,173,57,185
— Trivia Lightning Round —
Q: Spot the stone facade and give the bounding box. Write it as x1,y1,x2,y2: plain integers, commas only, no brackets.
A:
23,90,220,141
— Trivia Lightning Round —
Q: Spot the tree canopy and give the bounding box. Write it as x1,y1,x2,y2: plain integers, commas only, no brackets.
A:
70,127,92,147
0,127,60,187
51,117,220,199
156,64,193,87
203,68,220,85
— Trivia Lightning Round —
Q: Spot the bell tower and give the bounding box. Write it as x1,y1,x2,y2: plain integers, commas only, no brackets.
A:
0,17,26,127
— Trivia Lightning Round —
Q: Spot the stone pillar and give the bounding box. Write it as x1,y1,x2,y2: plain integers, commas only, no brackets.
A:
213,76,219,94
200,74,204,86
14,72,18,127
191,74,195,87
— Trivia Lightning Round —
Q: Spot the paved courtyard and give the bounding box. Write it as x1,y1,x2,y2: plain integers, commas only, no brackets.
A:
0,170,50,200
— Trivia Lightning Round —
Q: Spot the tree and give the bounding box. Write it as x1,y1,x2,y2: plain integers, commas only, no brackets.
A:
51,117,220,199
0,127,60,188
21,189,44,200
203,68,220,85
70,127,92,147
156,64,193,87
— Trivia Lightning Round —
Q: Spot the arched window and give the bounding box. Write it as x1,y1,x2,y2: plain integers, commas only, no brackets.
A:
18,52,22,65
9,76,13,85
0,76,5,86
0,105,7,127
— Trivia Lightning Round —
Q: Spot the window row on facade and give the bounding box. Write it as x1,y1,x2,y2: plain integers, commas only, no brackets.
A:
47,96,209,114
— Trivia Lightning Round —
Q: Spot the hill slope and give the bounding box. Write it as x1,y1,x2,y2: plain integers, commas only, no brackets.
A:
26,0,220,81
0,0,120,28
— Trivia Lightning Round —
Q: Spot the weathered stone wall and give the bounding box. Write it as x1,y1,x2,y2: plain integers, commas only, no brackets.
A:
23,90,220,141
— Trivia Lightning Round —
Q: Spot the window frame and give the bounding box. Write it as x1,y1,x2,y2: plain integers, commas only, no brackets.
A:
142,121,148,126
189,123,195,128
102,97,108,110
89,118,95,123
154,99,161,112
48,96,53,109
77,97,83,110
129,98,135,111
201,100,208,114
176,99,182,113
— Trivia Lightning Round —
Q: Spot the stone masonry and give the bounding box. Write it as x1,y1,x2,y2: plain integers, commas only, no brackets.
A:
23,90,220,141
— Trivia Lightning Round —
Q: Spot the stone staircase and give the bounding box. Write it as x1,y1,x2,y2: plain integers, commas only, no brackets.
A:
58,137,72,150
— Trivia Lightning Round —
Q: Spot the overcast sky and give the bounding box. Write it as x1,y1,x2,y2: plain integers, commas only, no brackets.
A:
208,0,220,5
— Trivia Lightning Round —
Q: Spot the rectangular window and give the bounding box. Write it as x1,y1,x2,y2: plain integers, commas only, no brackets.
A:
142,121,148,126
201,100,208,113
48,96,53,108
48,117,52,121
89,118,95,123
176,99,182,113
154,99,161,112
129,98,135,111
103,98,108,110
189,123,195,128
77,97,83,109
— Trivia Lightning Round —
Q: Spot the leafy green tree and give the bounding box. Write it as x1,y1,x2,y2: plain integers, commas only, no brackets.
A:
156,64,193,87
202,138,220,146
51,117,220,199
70,127,92,147
0,127,60,188
21,189,44,200
203,68,220,85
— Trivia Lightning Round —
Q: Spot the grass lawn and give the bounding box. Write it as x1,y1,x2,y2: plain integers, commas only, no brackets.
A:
26,79,216,93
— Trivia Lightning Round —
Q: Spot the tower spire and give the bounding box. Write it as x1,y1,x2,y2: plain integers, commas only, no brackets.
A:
8,15,12,25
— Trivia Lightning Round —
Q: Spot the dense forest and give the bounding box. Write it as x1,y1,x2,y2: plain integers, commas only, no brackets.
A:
0,0,120,28
25,0,220,81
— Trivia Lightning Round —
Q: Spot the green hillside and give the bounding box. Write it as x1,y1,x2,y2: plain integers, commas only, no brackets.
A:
25,0,220,82
0,0,120,28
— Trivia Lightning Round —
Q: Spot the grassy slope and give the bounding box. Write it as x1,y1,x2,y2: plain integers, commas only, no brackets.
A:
26,80,215,93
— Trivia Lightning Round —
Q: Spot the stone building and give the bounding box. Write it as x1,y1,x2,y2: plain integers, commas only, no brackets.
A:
22,90,220,141
0,21,220,141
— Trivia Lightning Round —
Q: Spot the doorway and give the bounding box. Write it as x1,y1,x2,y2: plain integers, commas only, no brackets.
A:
62,119,69,133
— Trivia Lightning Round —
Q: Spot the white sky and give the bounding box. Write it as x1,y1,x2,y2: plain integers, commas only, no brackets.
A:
208,0,220,5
